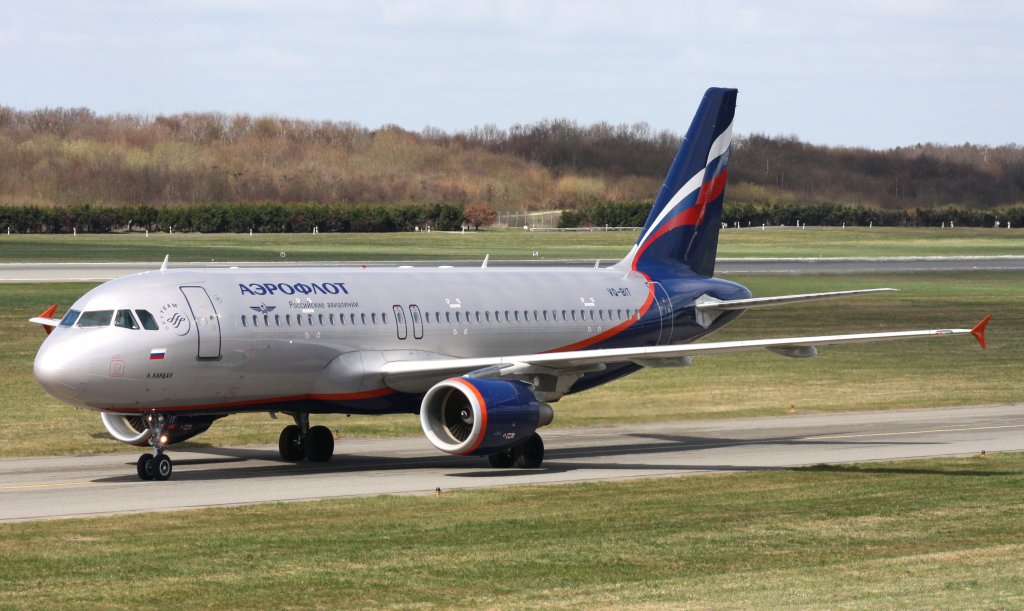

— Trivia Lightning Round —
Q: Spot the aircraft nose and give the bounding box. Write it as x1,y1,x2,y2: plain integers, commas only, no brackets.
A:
34,339,87,403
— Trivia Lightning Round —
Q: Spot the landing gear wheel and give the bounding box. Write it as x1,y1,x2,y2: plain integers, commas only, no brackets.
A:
512,433,544,468
304,425,335,463
488,448,515,468
279,425,303,461
154,454,173,481
137,454,154,480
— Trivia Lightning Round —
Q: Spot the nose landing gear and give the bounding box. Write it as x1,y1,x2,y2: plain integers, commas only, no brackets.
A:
278,412,334,463
136,414,173,481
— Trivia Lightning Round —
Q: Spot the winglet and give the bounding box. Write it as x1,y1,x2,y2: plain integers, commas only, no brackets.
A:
32,304,59,336
971,315,991,349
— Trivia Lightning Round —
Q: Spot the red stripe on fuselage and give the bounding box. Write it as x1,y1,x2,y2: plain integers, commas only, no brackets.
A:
543,282,656,353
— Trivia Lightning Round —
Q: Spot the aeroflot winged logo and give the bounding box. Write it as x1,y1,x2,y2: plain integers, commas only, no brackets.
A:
250,303,276,314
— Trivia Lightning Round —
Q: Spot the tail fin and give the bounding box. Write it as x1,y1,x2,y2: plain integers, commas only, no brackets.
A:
618,87,737,276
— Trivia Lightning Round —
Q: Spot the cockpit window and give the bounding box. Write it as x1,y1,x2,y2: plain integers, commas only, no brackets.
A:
77,310,114,327
59,309,81,327
135,310,159,331
114,309,140,330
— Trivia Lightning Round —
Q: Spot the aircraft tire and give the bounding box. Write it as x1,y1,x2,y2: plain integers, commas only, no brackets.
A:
512,433,544,468
305,425,334,463
154,454,173,481
279,425,303,461
137,454,154,481
488,449,516,468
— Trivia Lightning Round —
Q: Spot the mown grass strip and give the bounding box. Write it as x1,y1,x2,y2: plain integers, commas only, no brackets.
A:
1,226,1022,263
1,452,1022,608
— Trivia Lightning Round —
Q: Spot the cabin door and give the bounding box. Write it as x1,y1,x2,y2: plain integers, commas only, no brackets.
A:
180,286,222,359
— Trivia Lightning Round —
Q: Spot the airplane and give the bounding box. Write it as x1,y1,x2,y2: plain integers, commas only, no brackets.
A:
30,88,990,481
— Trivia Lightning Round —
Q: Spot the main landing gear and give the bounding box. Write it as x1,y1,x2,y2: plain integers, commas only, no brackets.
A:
278,413,334,463
487,433,544,469
136,414,173,481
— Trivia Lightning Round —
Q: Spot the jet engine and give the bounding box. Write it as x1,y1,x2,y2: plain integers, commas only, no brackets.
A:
420,378,553,456
100,413,219,446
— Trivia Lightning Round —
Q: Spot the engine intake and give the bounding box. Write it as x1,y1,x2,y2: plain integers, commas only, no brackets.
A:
100,413,219,446
420,378,553,456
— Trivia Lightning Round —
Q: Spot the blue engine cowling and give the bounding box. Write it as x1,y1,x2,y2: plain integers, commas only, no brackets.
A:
420,378,554,456
100,413,220,447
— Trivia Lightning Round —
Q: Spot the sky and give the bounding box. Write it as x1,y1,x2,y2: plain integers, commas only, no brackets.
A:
2,0,1022,149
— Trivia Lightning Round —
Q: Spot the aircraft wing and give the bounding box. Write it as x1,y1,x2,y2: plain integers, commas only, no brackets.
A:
380,315,991,391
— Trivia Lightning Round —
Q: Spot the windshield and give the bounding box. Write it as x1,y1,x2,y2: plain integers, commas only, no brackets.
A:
59,309,81,327
114,309,139,330
77,310,114,327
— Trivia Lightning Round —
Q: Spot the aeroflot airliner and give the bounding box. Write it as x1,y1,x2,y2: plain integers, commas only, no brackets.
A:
31,88,990,481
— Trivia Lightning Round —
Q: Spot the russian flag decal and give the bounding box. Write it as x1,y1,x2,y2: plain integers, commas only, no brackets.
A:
150,348,166,360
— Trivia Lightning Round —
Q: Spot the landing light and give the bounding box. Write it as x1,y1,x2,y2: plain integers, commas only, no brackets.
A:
159,434,168,445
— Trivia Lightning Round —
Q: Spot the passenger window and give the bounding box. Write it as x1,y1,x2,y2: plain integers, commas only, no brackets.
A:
264,314,269,326
329,314,335,325
275,314,281,326
361,313,367,325
59,309,81,327
114,309,139,330
319,314,324,325
308,314,313,325
241,316,247,328
485,311,491,322
78,310,114,327
252,315,258,327
296,315,302,326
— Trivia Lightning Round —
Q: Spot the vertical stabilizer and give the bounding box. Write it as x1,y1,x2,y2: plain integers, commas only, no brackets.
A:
618,88,737,276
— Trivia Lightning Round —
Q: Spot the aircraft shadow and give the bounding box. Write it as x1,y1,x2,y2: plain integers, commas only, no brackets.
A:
92,431,948,484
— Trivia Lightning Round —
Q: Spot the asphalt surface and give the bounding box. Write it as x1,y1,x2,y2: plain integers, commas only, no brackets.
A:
2,256,1024,282
2,404,1022,522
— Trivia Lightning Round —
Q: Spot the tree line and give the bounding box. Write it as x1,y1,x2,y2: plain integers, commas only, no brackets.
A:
2,106,1023,216
0,202,466,233
558,201,1024,229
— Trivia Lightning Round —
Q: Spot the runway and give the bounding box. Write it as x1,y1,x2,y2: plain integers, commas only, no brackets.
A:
2,404,1022,522
2,256,1024,282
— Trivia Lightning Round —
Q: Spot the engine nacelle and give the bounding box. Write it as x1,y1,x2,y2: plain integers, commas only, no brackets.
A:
420,378,554,456
100,413,219,447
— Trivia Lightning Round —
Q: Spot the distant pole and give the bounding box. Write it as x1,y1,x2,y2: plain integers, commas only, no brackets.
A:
73,227,76,236
146,229,149,237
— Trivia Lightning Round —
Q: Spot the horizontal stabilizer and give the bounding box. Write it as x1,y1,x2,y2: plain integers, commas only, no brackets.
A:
696,288,898,312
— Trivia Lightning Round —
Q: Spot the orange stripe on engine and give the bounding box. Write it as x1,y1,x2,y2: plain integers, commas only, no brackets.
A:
449,378,488,455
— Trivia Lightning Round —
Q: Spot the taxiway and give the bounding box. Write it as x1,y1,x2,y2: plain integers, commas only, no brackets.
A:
2,404,1021,522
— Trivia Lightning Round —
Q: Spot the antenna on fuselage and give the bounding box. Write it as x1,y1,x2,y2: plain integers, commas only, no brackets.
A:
160,254,169,272
481,254,489,269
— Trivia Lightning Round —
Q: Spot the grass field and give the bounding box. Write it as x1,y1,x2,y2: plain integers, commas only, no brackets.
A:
1,226,1022,263
2,451,1023,608
1,271,1019,457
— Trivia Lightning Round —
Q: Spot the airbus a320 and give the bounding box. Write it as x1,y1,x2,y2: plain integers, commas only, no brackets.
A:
31,88,990,481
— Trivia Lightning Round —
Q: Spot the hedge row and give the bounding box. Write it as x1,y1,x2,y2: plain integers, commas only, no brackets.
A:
559,201,1024,229
0,203,467,233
